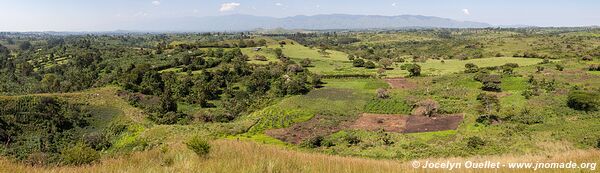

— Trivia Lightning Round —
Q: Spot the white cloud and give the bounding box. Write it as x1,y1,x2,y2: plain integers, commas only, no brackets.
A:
275,3,283,6
391,3,397,7
462,9,470,15
220,2,240,12
151,0,160,6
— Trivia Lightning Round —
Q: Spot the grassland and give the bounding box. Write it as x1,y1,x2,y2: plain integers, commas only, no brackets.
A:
1,139,598,173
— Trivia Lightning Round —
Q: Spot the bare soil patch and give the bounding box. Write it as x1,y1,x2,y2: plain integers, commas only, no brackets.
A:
349,113,408,132
265,115,355,144
403,114,464,133
267,113,463,144
385,77,416,89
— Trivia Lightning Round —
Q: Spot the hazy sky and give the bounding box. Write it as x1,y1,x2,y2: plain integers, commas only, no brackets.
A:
1,0,599,31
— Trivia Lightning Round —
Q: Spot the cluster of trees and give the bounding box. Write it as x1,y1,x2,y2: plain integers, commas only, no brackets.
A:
521,76,556,99
118,47,318,123
0,96,95,165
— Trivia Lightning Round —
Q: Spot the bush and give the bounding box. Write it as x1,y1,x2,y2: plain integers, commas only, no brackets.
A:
589,64,600,71
364,61,376,69
352,59,365,67
300,58,312,67
476,114,500,125
556,64,565,71
186,136,211,157
464,63,479,73
596,139,600,149
344,133,361,146
376,88,390,99
478,74,502,92
466,136,485,149
567,90,600,111
402,63,421,77
61,143,100,165
301,136,324,148
84,132,111,151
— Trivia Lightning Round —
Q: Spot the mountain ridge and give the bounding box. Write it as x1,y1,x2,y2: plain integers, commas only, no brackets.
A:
121,14,493,32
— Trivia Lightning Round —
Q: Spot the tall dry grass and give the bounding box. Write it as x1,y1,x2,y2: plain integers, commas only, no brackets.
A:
1,139,598,173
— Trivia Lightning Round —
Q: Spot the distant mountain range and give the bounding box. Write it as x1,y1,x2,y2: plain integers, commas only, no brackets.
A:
121,14,492,32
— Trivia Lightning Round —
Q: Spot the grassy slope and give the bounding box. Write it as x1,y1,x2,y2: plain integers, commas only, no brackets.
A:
2,139,599,173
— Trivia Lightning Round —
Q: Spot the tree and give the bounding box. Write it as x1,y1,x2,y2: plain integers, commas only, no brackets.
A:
464,63,479,73
364,61,376,69
258,39,267,46
477,93,500,115
300,58,312,67
274,48,284,58
478,74,502,92
567,90,600,111
347,54,355,61
556,64,565,71
41,74,61,92
310,74,323,88
352,58,365,67
403,64,421,77
19,41,32,51
159,89,177,114
412,99,439,117
379,58,393,69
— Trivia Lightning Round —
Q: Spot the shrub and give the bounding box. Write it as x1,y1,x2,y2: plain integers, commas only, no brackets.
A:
84,132,111,151
466,136,485,149
376,88,390,99
411,99,439,117
61,143,100,166
589,64,600,71
582,55,593,61
186,136,211,157
402,63,421,77
567,90,600,111
596,139,600,149
478,74,502,92
476,114,500,125
379,58,393,69
464,63,479,73
352,58,365,67
556,64,565,71
503,63,519,68
536,66,545,73
477,93,500,114
506,108,545,124
364,61,376,69
344,133,361,146
301,136,324,148
300,58,312,67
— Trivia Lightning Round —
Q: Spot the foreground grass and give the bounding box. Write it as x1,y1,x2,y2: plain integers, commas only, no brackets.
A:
2,139,598,173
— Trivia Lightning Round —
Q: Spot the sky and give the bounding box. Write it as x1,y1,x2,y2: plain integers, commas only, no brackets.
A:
0,0,599,31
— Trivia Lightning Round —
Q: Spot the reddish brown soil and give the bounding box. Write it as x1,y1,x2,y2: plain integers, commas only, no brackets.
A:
267,113,464,144
402,114,464,133
265,115,355,144
349,113,408,132
385,77,417,89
